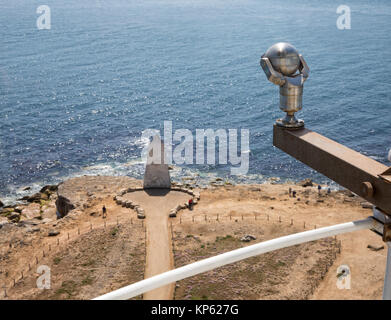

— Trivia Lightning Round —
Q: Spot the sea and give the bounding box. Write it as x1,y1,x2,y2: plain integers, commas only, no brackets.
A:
0,0,390,204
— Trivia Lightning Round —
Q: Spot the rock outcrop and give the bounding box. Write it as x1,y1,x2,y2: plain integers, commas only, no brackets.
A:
56,176,141,217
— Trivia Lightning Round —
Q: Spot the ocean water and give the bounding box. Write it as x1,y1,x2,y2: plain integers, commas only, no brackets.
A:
0,0,390,203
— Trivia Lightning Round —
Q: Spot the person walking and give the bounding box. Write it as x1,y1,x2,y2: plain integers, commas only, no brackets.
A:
102,205,107,219
188,199,194,211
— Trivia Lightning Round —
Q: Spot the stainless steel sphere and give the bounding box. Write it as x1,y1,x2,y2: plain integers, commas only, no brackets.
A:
264,42,300,76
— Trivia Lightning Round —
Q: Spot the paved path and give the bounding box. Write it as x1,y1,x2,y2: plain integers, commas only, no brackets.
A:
123,189,190,300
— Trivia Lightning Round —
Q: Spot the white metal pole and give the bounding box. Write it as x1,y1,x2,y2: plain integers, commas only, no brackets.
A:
383,242,391,300
94,217,378,300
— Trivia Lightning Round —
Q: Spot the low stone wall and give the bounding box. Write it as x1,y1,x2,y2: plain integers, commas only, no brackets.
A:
113,187,201,219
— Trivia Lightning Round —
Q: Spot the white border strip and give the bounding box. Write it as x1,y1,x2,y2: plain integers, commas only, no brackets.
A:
94,217,378,300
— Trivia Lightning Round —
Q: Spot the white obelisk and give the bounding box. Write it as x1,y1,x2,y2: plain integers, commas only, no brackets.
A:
143,135,171,189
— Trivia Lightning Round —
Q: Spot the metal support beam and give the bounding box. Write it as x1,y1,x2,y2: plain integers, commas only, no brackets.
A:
273,125,391,215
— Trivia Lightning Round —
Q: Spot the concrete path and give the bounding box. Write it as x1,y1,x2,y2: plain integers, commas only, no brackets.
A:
123,189,190,300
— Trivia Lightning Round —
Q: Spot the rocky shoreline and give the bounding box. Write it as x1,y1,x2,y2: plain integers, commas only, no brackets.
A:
0,175,364,231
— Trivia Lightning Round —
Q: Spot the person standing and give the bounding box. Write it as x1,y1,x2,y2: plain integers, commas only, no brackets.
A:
102,205,107,219
188,199,194,211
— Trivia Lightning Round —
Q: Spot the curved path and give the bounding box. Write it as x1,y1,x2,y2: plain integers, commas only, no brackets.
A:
123,189,190,300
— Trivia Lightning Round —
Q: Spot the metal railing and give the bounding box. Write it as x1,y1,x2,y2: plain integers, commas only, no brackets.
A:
94,217,384,300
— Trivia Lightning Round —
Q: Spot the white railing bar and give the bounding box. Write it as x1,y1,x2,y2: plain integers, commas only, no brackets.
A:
94,217,379,300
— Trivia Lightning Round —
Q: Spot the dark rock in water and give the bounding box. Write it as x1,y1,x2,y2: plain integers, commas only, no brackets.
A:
48,230,60,237
298,178,313,187
40,185,58,194
0,200,3,207
26,193,44,203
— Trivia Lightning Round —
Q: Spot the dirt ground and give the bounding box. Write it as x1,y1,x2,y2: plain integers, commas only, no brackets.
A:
0,195,145,300
173,220,339,300
171,184,386,300
0,179,387,300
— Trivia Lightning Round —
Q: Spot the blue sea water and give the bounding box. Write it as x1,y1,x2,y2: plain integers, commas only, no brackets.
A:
0,0,390,202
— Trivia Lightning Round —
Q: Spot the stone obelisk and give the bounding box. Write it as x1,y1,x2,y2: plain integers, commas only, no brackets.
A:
143,135,171,189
